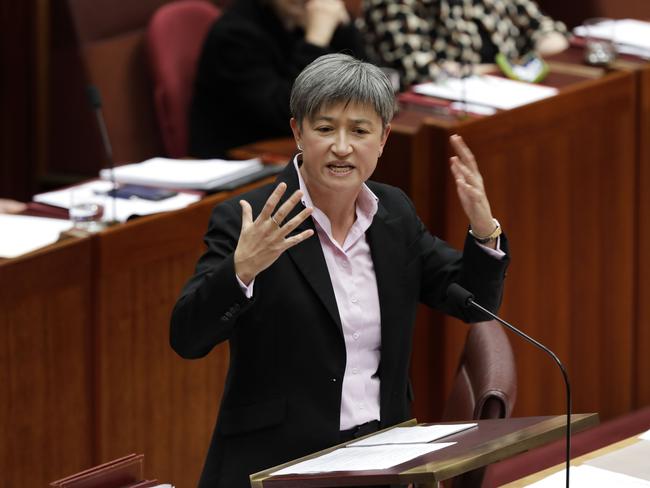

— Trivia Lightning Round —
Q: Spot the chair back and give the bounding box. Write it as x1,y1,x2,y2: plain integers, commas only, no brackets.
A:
146,0,221,157
443,320,517,487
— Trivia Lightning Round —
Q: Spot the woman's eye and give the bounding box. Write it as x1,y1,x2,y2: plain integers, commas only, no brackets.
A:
353,128,369,135
316,126,332,133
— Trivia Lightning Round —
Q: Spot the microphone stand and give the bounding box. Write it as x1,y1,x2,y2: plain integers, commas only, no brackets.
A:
87,85,119,227
448,284,572,488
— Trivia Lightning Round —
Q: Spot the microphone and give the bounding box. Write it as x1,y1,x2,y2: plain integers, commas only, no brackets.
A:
86,85,118,225
446,283,572,488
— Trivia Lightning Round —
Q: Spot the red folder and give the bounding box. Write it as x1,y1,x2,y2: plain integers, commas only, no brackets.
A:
50,453,146,488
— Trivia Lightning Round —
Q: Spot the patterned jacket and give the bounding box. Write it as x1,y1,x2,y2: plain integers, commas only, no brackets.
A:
358,0,567,86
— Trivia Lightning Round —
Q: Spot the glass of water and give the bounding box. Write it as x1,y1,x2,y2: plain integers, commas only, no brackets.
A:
69,188,105,233
583,18,617,66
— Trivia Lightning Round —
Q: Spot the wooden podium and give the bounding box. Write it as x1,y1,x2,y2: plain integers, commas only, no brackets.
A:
250,414,598,487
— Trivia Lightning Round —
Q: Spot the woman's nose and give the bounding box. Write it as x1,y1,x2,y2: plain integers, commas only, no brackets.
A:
332,131,352,156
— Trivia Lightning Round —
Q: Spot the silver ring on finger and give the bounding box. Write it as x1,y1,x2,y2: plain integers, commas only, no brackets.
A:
270,214,281,227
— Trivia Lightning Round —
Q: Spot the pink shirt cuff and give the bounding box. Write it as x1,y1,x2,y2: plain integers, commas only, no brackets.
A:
476,236,506,259
236,275,255,298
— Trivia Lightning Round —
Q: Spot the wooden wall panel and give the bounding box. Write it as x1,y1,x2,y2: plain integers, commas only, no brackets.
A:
635,66,650,408
0,239,94,485
436,72,637,420
93,199,220,486
92,192,263,486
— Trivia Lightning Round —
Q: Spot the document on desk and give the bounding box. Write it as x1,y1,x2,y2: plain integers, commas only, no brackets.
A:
525,465,650,487
639,429,650,441
348,423,477,446
34,181,201,223
412,75,558,110
100,157,263,190
585,440,650,481
0,214,73,258
271,443,454,475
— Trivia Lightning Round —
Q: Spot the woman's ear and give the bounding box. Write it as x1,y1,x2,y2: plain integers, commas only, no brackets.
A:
290,118,303,150
379,124,391,156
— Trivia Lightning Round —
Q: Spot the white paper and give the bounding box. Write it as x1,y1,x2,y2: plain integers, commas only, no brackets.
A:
33,181,201,223
525,465,650,487
574,19,650,56
348,423,476,447
0,214,73,258
100,157,263,190
412,75,558,110
639,429,650,441
271,443,454,476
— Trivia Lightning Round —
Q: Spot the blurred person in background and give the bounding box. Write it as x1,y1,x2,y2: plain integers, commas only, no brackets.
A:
358,0,568,87
189,0,366,158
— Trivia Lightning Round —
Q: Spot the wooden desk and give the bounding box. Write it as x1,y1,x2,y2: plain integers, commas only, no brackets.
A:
0,178,274,488
92,180,280,486
0,237,94,486
623,57,650,409
419,68,638,422
251,414,598,487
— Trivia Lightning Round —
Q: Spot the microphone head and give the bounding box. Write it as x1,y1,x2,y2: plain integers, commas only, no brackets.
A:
86,85,102,109
446,283,474,308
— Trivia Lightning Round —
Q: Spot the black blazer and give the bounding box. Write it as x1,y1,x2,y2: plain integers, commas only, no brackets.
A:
188,0,365,158
170,163,509,487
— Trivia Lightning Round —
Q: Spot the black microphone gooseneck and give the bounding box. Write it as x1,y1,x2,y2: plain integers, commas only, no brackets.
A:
86,85,118,225
446,283,572,488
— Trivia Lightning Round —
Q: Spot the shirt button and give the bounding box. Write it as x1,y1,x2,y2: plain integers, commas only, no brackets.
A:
353,332,360,340
351,296,358,303
358,404,365,410
352,368,359,375
341,260,349,268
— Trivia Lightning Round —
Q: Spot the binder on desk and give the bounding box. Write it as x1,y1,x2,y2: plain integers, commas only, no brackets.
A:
49,453,159,488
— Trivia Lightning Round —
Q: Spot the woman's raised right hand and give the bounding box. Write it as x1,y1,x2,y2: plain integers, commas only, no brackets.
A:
234,183,314,285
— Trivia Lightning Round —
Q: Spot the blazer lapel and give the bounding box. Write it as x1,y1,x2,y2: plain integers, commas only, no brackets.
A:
367,207,405,332
277,162,343,333
287,227,342,333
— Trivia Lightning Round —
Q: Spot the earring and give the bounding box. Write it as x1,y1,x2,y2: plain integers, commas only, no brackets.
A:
297,144,303,151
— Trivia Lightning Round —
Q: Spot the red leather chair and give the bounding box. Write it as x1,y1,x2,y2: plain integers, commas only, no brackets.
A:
442,320,518,488
146,0,221,158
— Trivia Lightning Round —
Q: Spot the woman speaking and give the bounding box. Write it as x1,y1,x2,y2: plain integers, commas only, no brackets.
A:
172,53,510,488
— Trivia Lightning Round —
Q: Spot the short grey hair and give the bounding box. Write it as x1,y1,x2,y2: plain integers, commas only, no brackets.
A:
290,53,395,128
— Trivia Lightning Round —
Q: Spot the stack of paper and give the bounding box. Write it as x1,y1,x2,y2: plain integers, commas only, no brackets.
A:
0,214,73,258
348,423,476,446
271,443,454,475
100,157,264,190
412,75,558,110
271,423,476,476
574,19,650,60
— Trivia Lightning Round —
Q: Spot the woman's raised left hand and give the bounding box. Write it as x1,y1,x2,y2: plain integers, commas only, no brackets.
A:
449,134,497,240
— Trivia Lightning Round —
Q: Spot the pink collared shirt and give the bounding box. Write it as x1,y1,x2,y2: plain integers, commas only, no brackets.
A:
238,157,505,430
293,159,382,430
